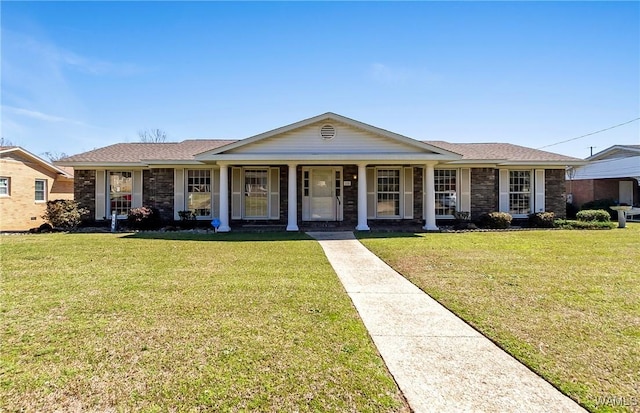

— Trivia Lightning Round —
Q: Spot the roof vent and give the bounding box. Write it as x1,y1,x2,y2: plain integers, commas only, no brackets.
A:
320,124,336,140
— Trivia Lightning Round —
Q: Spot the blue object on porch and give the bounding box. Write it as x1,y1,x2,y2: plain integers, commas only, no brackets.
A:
211,218,221,229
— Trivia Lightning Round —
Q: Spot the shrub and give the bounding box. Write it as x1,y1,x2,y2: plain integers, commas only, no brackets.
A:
529,212,556,228
581,199,618,219
576,209,611,223
478,212,512,229
42,199,89,229
127,206,162,230
554,219,615,230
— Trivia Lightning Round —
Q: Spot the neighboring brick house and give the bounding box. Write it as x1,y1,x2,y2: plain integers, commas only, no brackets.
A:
0,147,74,231
566,145,640,208
59,113,582,231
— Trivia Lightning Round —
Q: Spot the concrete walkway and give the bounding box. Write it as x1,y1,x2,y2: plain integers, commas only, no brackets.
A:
308,231,586,413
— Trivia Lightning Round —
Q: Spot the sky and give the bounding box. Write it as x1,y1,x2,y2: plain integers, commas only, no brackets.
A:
1,1,639,160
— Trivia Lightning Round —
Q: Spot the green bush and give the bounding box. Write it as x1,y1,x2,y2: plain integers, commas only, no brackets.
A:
42,199,89,229
127,206,162,230
576,209,611,222
478,212,512,229
554,219,615,230
581,199,618,219
528,212,556,228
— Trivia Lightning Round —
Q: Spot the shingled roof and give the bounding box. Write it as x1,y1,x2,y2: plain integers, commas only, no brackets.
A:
425,141,580,162
60,140,236,163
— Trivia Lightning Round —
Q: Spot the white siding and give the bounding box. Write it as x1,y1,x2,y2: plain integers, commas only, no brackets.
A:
226,121,435,155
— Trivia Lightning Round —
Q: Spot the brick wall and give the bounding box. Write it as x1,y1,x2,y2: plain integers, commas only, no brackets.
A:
343,165,358,225
413,167,424,220
74,170,96,221
470,168,497,217
545,169,566,218
0,156,74,231
143,168,175,222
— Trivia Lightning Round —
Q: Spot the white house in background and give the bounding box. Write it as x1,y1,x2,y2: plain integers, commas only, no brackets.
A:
59,112,583,231
567,145,640,208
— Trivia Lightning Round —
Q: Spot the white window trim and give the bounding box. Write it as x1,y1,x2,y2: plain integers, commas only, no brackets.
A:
508,169,534,218
434,168,459,219
0,177,10,197
34,179,47,203
185,168,213,219
242,167,271,220
375,167,403,219
108,171,133,219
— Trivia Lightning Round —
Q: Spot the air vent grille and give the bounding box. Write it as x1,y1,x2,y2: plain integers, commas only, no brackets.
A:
320,124,336,140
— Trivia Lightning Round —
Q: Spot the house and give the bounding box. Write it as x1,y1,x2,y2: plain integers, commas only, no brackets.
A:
59,113,583,231
566,145,640,208
0,146,74,231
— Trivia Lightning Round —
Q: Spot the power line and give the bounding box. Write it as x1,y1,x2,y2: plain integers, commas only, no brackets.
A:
537,117,640,150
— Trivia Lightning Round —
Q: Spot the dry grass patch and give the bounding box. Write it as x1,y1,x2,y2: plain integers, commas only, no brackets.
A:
1,232,407,412
359,225,640,413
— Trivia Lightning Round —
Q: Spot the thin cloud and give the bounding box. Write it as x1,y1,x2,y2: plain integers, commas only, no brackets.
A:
3,105,87,126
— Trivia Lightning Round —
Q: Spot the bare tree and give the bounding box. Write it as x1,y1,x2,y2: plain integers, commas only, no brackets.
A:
138,128,168,143
42,151,69,162
0,137,15,147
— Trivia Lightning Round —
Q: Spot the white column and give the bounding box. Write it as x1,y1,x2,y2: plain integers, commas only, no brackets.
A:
356,163,370,231
286,163,299,231
218,163,231,232
423,163,439,231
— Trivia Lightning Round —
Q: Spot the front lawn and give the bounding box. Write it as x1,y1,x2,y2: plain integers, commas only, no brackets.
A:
1,233,407,412
359,224,640,413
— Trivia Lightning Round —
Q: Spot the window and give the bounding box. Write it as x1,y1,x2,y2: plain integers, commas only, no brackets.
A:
0,177,9,196
509,170,531,215
109,171,132,216
435,170,457,216
377,169,400,217
35,179,46,202
244,169,268,218
187,170,211,217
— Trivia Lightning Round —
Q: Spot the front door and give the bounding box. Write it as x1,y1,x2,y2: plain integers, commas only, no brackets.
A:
619,181,633,205
303,167,343,221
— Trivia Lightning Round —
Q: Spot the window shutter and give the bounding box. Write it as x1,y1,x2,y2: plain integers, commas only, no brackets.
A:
534,169,545,213
498,169,509,213
403,167,413,219
460,168,471,215
269,167,280,219
133,170,143,208
212,169,220,219
231,167,242,219
366,167,375,218
95,170,106,220
174,168,185,220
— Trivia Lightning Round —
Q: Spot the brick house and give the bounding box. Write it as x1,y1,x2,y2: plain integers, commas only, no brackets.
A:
566,145,640,208
0,146,74,231
59,113,582,231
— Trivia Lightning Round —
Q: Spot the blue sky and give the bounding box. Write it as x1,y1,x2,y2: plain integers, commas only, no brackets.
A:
2,1,638,160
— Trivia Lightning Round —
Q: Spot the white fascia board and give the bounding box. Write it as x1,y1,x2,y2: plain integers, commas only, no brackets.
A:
587,145,640,161
2,147,73,177
496,161,586,167
207,153,459,162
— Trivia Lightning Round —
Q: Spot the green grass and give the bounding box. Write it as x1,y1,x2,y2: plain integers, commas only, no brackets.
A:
1,232,407,412
359,224,640,413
